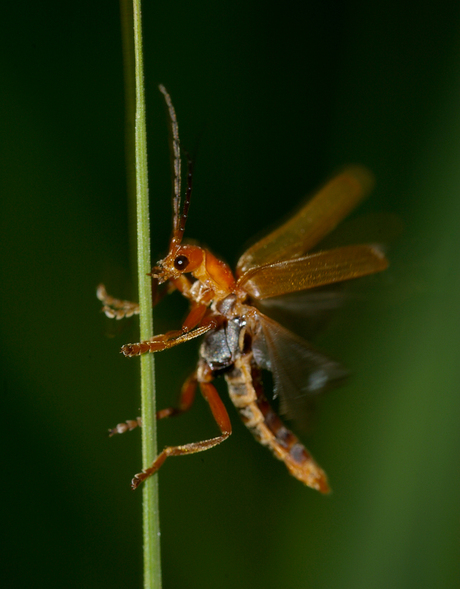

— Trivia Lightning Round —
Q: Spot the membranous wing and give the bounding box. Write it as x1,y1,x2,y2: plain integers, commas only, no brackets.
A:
251,311,347,420
256,285,345,341
236,166,375,277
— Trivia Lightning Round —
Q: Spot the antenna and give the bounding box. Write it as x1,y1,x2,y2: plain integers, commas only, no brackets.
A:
180,150,193,236
159,84,190,247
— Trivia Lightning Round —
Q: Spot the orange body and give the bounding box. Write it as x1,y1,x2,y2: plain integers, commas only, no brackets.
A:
98,86,388,491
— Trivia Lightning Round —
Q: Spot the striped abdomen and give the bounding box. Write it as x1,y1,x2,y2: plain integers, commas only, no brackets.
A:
224,353,330,493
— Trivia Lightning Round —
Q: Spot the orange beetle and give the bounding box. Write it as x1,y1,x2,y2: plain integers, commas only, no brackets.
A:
98,85,388,493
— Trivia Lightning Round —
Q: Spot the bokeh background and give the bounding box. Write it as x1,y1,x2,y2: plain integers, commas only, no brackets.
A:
2,1,460,587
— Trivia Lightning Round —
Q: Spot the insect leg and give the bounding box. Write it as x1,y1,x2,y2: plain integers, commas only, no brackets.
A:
181,303,208,331
156,371,198,419
97,284,140,319
121,310,220,357
131,376,232,489
121,323,215,356
109,372,198,436
109,417,142,436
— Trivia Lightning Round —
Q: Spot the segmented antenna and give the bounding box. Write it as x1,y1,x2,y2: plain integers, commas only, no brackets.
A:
181,150,193,236
159,84,184,246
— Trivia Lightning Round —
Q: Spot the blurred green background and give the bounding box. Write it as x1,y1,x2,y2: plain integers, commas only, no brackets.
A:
2,1,460,587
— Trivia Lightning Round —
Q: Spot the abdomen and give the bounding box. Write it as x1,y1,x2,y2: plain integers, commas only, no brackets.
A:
224,352,330,493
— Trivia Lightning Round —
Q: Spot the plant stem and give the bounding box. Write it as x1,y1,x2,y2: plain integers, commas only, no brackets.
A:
121,0,162,587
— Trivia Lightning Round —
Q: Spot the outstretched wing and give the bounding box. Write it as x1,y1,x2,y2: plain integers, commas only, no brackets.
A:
236,166,375,277
251,311,347,420
238,244,388,300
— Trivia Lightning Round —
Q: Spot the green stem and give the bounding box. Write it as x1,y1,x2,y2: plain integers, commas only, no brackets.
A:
120,1,162,587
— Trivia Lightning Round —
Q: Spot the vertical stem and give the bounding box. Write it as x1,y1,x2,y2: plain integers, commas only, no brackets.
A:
121,1,162,587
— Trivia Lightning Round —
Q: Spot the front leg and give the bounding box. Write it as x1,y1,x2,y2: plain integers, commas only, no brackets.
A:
97,284,139,319
97,280,169,319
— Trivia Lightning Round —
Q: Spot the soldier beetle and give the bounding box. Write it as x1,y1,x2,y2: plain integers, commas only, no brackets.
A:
98,85,388,493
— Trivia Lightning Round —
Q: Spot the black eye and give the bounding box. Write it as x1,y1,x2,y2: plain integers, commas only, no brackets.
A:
174,255,189,271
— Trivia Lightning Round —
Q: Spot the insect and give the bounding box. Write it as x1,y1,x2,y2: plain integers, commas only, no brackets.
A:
98,85,388,493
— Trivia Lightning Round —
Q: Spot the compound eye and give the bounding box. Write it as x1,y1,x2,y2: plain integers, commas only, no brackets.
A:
173,254,189,271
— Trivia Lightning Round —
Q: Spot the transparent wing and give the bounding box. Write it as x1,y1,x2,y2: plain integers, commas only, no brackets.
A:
256,285,345,341
236,166,375,277
238,244,388,300
252,311,347,420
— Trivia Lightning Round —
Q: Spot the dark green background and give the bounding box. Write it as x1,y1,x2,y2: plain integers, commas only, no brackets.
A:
2,2,460,588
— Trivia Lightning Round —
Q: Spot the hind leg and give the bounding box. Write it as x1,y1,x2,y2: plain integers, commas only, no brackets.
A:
131,378,232,489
